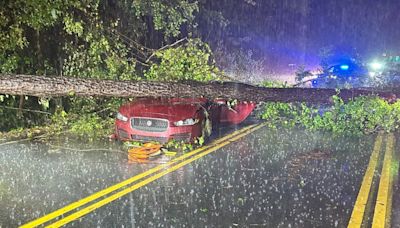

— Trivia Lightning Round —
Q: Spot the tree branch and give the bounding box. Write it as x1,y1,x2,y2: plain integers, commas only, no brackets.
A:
145,37,189,63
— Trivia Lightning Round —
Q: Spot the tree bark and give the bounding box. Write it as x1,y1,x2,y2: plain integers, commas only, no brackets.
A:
0,74,399,104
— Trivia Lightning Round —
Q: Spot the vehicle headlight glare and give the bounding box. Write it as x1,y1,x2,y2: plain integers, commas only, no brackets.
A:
174,118,199,126
370,62,384,71
116,112,128,122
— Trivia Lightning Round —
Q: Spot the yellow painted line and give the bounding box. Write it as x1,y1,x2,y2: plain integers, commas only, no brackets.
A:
348,133,383,228
372,134,395,228
20,123,260,228
46,123,266,227
386,150,399,228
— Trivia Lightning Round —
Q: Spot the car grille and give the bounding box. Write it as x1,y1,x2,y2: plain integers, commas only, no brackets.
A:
131,135,168,143
131,117,168,132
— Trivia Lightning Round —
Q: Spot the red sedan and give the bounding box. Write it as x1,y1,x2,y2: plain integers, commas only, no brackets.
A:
115,97,256,143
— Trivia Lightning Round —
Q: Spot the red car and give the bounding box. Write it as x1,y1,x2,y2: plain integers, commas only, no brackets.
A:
115,97,256,143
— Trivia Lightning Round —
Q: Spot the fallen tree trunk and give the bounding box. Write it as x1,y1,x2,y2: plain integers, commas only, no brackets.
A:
0,74,399,104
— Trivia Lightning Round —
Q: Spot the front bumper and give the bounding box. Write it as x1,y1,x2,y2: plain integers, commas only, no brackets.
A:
115,119,201,143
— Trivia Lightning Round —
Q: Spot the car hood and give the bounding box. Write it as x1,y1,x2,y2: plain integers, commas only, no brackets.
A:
119,98,204,121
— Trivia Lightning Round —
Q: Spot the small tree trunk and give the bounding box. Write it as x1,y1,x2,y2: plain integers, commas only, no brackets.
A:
17,95,24,117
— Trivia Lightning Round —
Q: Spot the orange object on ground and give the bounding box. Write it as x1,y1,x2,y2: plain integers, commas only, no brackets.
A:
128,143,162,162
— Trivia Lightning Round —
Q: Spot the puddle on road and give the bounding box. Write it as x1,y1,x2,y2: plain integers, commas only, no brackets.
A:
72,127,374,228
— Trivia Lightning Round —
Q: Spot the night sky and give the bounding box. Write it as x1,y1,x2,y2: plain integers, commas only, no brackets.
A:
198,0,400,73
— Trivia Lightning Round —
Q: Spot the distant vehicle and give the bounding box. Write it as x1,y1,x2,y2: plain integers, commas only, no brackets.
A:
115,97,256,143
367,55,400,86
311,62,368,88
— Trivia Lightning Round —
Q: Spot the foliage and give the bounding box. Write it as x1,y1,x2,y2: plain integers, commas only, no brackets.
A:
0,0,74,52
49,107,114,141
123,137,204,154
132,0,198,38
261,96,400,135
0,95,49,131
195,136,205,146
0,95,22,131
259,80,289,88
67,97,124,116
0,1,138,138
1,108,68,140
57,97,123,140
0,0,199,77
295,66,313,84
165,139,194,152
0,0,83,75
145,39,220,82
69,114,114,140
0,108,114,141
0,0,210,139
226,99,239,109
61,14,139,80
123,141,144,149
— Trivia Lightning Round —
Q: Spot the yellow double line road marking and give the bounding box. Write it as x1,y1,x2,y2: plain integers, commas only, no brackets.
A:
21,123,265,228
348,133,397,228
47,123,266,227
372,134,395,228
348,133,383,228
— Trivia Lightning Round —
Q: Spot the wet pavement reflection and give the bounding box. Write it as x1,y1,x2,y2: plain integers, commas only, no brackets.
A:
0,140,161,227
0,127,376,227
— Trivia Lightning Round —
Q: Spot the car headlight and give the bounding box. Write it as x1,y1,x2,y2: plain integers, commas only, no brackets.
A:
174,118,199,126
116,112,128,122
370,61,384,71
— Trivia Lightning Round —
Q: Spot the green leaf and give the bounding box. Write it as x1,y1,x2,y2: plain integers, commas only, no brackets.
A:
51,9,57,19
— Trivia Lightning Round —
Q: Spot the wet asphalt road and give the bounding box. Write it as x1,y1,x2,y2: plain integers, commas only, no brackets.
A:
0,126,380,227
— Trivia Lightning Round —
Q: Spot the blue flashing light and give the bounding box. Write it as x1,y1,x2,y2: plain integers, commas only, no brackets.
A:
312,80,318,84
340,64,350,70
